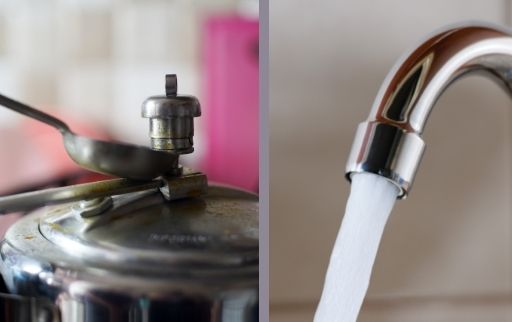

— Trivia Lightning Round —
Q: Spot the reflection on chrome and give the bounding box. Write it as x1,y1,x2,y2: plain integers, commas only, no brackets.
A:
346,24,512,198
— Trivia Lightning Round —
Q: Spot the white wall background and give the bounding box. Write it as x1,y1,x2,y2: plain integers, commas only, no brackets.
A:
270,1,512,321
0,0,243,147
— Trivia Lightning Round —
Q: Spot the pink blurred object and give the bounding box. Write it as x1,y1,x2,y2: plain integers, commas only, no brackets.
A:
0,109,109,236
0,110,109,194
202,15,259,192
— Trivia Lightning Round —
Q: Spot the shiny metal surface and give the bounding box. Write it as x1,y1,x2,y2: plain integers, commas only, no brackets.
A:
72,197,114,218
346,122,425,198
37,185,258,269
0,170,207,214
0,93,179,180
346,24,512,197
141,75,201,154
0,292,59,322
0,185,258,322
159,171,208,201
0,178,161,214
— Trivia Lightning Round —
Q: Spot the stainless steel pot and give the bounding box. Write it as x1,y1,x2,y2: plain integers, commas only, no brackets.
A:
0,75,259,322
0,184,258,322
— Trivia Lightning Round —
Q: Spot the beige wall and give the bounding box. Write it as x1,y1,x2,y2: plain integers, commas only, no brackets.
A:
270,1,512,321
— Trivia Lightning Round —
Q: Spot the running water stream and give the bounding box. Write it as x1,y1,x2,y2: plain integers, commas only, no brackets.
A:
314,172,399,322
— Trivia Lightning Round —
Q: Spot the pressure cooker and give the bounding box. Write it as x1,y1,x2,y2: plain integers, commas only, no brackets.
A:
0,75,259,322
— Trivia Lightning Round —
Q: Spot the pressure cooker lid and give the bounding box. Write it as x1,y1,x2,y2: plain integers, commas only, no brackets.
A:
9,185,258,273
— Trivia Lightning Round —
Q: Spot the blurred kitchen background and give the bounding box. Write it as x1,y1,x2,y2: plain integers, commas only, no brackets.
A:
271,1,512,322
0,0,259,219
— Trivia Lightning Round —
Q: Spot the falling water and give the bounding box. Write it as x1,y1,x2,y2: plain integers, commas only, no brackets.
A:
314,172,399,322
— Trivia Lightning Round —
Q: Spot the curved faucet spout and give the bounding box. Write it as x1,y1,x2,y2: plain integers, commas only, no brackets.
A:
346,25,512,198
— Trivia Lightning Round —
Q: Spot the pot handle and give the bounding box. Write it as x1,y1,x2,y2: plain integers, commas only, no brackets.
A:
0,292,58,322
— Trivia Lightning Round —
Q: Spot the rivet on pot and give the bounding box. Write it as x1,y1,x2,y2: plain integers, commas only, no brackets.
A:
72,197,113,218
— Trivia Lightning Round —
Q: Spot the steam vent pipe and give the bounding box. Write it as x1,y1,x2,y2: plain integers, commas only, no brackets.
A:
346,24,512,198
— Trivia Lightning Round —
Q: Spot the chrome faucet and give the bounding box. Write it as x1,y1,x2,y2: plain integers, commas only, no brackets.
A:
346,24,512,198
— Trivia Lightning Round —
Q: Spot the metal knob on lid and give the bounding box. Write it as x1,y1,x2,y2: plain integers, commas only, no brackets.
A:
142,74,201,154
